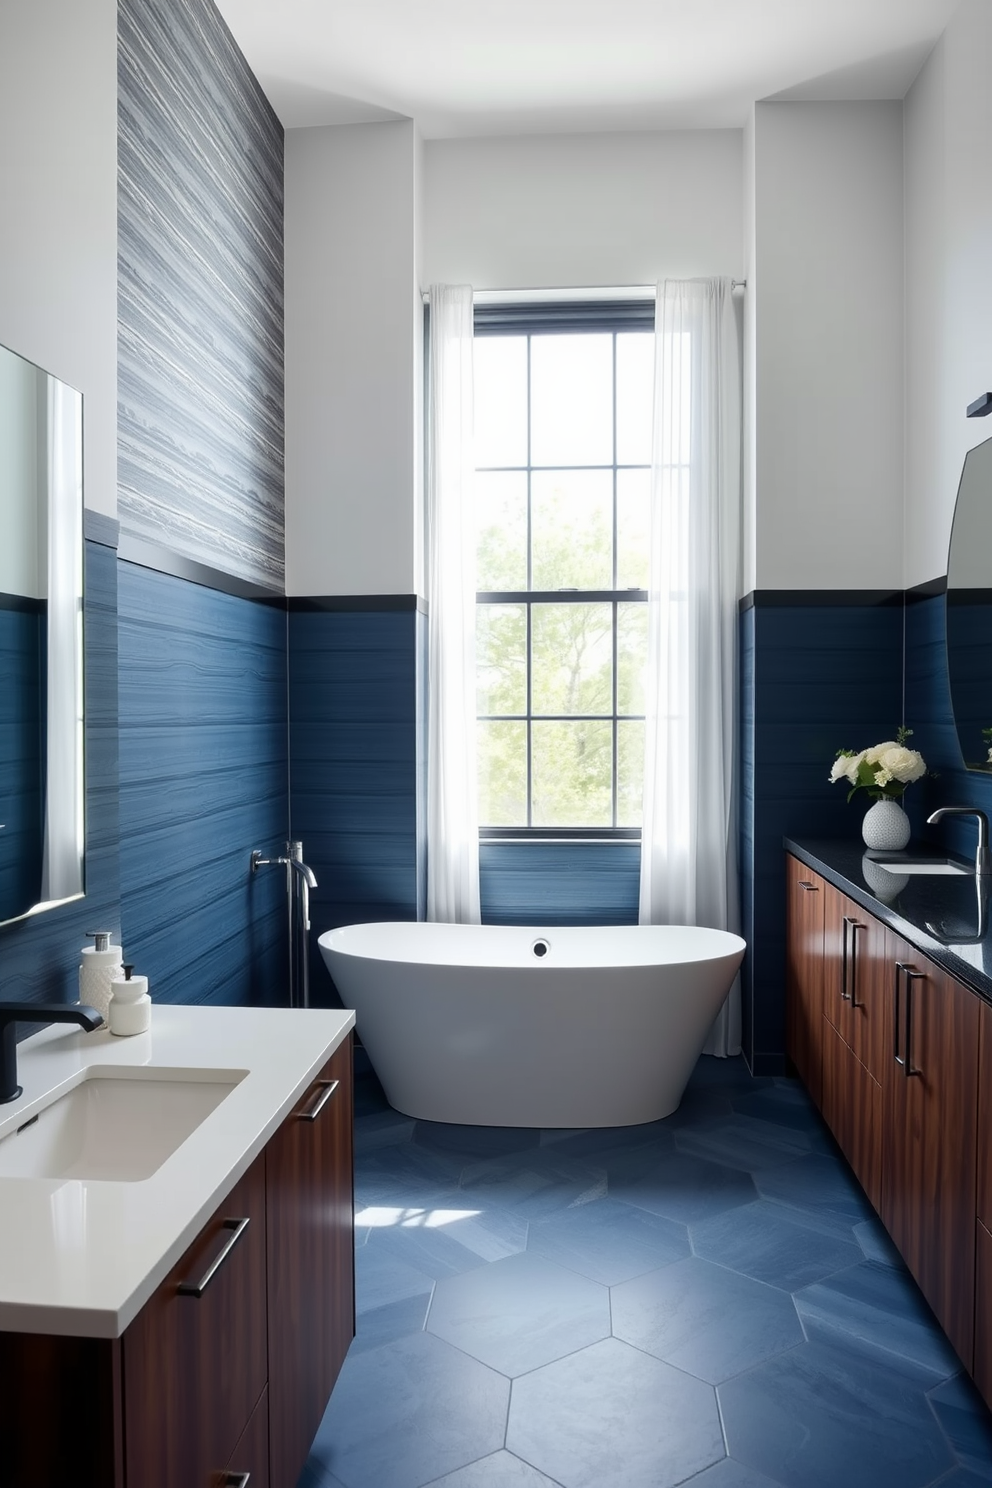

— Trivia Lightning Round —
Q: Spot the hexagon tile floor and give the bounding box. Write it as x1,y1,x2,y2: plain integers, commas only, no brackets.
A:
300,1054,992,1488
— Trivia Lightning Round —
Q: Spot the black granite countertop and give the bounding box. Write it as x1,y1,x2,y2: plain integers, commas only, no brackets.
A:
784,837,992,1006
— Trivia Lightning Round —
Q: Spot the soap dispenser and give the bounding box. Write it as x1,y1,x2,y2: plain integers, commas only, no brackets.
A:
109,964,151,1036
79,931,124,1021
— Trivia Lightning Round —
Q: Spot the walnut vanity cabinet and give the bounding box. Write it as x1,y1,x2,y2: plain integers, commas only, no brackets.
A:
267,1035,355,1488
785,856,982,1382
974,1000,992,1401
878,932,978,1367
785,856,826,1108
0,1032,354,1488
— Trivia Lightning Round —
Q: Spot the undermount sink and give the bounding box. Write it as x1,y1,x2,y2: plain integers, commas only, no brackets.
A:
875,859,971,876
0,1066,247,1182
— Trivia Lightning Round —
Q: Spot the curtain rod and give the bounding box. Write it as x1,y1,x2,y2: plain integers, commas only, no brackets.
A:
421,280,746,305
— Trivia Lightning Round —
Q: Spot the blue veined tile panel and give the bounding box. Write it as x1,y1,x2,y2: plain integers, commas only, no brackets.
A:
0,605,43,922
117,0,284,588
479,842,641,926
742,601,903,1070
289,609,421,1002
118,562,288,1006
904,594,992,859
0,542,121,1009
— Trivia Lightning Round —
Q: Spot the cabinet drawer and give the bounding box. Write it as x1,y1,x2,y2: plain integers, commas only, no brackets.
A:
820,1017,882,1212
216,1384,269,1488
123,1152,268,1488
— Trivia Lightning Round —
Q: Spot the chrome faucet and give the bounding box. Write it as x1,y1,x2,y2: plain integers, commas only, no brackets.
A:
251,844,318,1008
926,806,992,875
0,1003,104,1104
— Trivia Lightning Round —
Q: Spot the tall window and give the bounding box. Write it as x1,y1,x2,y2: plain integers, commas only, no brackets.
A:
474,303,654,836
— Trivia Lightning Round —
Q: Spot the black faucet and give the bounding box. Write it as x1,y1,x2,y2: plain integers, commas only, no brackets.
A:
0,1004,105,1105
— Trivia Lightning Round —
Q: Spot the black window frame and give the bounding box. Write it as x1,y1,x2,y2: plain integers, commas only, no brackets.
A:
474,298,655,842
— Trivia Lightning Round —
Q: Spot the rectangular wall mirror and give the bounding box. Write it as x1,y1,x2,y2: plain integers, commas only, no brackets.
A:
0,341,84,926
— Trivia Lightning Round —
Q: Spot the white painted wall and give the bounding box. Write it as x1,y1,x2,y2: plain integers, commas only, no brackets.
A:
0,0,117,519
285,120,422,597
904,0,992,589
752,101,904,591
423,130,743,290
742,109,758,594
0,353,42,598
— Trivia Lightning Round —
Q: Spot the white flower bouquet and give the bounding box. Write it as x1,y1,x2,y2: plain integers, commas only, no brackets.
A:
830,726,927,803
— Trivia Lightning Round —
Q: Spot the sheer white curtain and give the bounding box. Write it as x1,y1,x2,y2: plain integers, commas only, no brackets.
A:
40,376,84,904
426,284,481,923
639,278,742,1056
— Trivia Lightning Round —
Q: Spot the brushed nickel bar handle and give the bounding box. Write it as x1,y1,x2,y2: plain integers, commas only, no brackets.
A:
299,1078,339,1122
223,1475,251,1487
798,880,818,891
904,968,925,1077
177,1217,250,1297
894,962,907,1066
848,919,862,1008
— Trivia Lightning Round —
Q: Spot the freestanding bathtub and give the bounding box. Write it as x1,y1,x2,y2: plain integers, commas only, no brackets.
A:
318,922,745,1128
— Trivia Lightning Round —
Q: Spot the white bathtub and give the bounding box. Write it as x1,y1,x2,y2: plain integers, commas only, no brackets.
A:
318,922,745,1128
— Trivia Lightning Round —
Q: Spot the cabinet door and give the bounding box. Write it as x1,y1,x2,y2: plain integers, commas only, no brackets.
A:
822,884,888,1083
123,1153,268,1488
820,1016,883,1212
786,857,825,1107
880,935,979,1367
267,1034,354,1488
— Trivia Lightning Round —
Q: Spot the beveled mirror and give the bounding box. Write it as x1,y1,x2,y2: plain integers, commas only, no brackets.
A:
0,341,84,925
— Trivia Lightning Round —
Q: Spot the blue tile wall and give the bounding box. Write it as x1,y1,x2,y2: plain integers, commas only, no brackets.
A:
480,842,640,926
742,600,903,1073
0,602,43,923
118,561,288,1006
117,0,284,589
904,593,992,857
0,538,121,1008
289,608,422,1006
944,598,992,770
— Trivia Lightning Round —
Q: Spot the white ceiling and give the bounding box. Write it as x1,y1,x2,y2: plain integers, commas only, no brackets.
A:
214,0,959,138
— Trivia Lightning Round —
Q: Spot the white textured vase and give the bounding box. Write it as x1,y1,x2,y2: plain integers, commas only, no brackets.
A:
862,798,911,851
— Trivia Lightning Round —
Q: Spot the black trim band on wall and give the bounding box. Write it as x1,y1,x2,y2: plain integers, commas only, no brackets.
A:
739,589,904,612
288,594,428,614
907,575,947,602
0,593,44,613
83,510,120,549
117,532,286,604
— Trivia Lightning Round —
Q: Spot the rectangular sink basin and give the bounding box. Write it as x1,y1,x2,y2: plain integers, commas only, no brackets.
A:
0,1066,247,1182
875,860,971,876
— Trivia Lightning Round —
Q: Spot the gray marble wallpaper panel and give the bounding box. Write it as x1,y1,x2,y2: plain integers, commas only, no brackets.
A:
118,0,285,589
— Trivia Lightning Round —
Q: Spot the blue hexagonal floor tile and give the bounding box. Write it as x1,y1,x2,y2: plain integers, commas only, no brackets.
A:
754,1153,873,1236
507,1336,724,1488
690,1198,863,1292
427,1251,610,1375
928,1373,992,1478
528,1194,690,1285
611,1255,803,1384
424,1450,561,1487
794,1261,961,1385
675,1113,816,1172
610,1149,757,1225
719,1337,953,1488
308,1331,509,1488
683,1459,789,1488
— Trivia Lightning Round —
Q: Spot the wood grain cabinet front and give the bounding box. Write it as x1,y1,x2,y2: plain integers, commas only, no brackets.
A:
785,857,826,1108
267,1036,355,1488
786,856,983,1387
0,1031,355,1488
123,1154,268,1488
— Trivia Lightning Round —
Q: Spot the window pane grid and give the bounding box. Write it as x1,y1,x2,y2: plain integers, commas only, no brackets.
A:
477,323,652,833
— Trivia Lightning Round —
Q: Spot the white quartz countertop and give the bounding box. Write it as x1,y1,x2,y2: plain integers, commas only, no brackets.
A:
0,1003,355,1338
